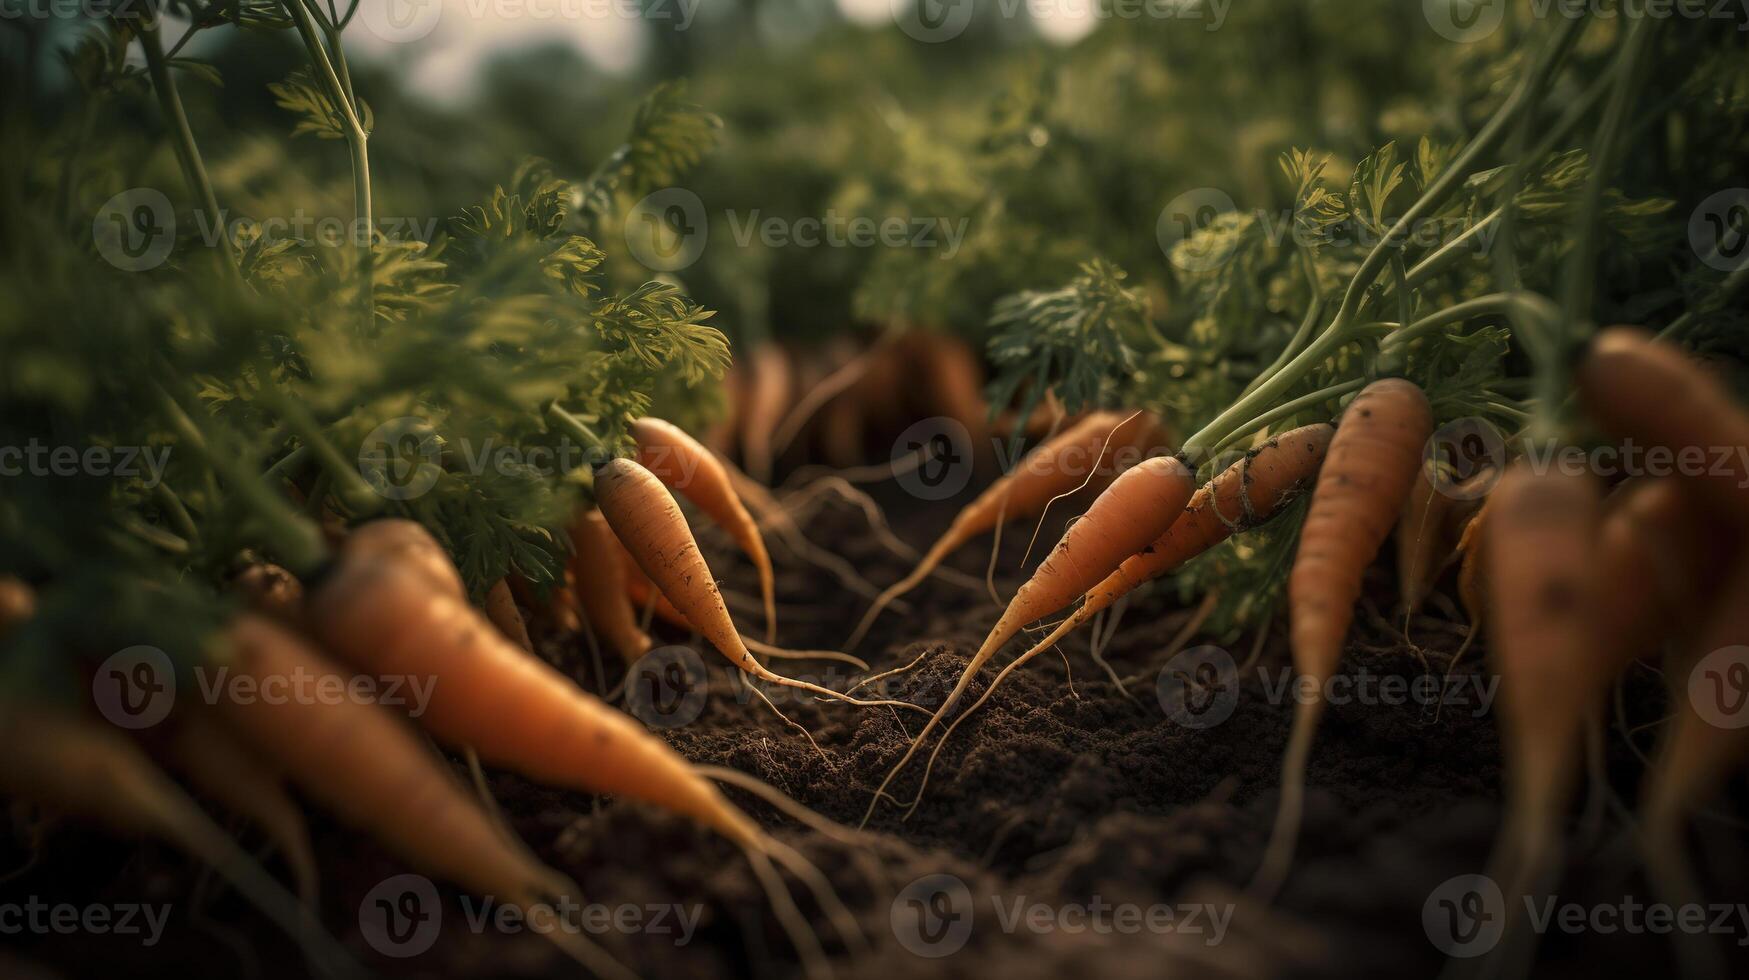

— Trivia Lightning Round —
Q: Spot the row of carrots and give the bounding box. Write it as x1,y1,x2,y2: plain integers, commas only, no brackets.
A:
4,327,1747,978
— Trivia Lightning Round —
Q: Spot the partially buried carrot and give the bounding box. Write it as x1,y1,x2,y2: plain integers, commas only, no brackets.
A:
845,410,1161,651
862,453,1196,824
0,704,358,979
216,616,634,980
631,416,778,643
233,562,307,630
593,456,920,713
485,578,533,653
343,518,463,598
1253,378,1431,898
1480,465,1605,961
305,541,859,976
569,508,654,663
1396,463,1490,623
894,424,1332,816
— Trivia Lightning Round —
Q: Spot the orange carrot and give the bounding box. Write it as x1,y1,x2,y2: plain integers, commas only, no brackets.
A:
631,417,778,643
593,457,921,713
1483,466,1605,909
903,332,989,450
217,617,633,980
862,454,1196,823
1396,464,1490,622
485,578,533,653
1641,560,1749,980
304,561,851,975
164,708,319,905
0,576,34,637
0,704,357,978
1595,479,1733,676
342,518,463,598
1578,327,1749,529
897,424,1333,814
569,509,655,663
846,410,1157,651
1254,378,1431,897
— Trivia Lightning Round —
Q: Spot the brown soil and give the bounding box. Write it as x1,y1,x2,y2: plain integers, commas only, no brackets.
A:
5,481,1746,979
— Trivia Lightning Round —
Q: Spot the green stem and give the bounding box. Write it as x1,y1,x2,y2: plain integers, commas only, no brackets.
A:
282,0,373,328
1405,207,1502,288
122,516,189,555
1241,251,1324,399
138,15,235,274
157,388,330,578
544,404,610,462
153,482,199,545
1211,378,1366,456
1659,264,1749,342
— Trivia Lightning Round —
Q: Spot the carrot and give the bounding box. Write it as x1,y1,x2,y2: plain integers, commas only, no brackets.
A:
1254,378,1431,898
593,457,922,714
630,417,778,643
1481,466,1606,932
894,424,1333,815
342,518,463,599
1595,479,1733,676
569,509,655,663
861,454,1196,824
217,616,633,980
0,704,357,978
739,342,793,483
164,708,319,905
903,332,989,450
484,578,533,653
1396,464,1489,623
845,410,1154,651
1641,561,1749,980
1578,327,1749,529
233,562,307,629
304,560,854,976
